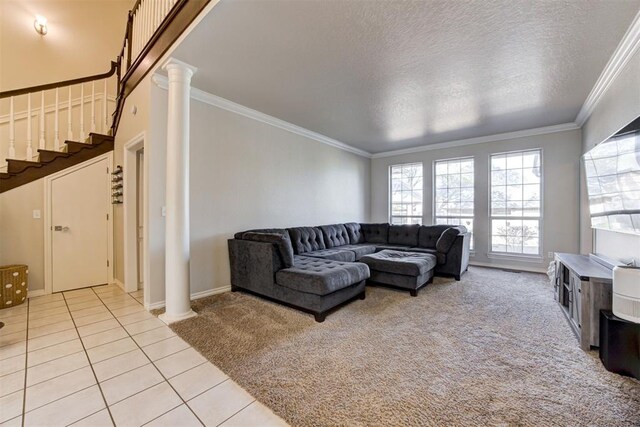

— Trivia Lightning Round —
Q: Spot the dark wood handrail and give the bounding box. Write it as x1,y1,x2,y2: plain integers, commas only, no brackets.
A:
0,62,118,99
111,0,210,135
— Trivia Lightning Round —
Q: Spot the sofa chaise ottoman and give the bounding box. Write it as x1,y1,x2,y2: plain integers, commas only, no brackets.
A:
228,229,369,322
359,250,437,296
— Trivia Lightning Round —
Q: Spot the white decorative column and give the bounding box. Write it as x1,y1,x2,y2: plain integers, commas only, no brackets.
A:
159,58,197,325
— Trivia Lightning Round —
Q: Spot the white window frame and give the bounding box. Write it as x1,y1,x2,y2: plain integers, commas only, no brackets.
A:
389,162,424,225
488,148,544,260
432,156,475,250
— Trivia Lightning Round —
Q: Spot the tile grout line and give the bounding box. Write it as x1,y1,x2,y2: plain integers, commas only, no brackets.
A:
24,383,97,416
60,291,117,427
24,348,85,370
20,297,32,427
182,375,229,403
21,358,87,388
91,287,208,427
214,400,257,427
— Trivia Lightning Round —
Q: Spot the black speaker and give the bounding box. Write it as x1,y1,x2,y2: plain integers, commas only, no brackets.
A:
599,310,640,380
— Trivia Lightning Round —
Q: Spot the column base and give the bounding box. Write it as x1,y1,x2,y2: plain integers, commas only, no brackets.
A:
159,309,197,325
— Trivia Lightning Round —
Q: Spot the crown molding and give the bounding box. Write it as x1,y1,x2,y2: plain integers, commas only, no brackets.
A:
575,11,640,126
370,122,579,159
152,74,372,158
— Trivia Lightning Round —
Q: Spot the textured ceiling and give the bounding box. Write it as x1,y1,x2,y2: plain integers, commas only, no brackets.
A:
173,0,640,154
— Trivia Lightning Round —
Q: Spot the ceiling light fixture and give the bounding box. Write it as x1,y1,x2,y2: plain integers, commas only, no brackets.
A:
34,15,47,35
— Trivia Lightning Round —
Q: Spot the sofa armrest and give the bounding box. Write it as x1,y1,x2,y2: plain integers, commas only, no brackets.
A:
435,233,470,279
228,239,284,293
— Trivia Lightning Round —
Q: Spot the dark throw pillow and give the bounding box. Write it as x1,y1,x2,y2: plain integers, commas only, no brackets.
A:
435,227,460,253
241,232,295,267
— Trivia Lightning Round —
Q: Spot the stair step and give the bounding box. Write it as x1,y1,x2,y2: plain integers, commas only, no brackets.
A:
7,159,43,175
38,149,70,163
87,133,114,146
65,140,95,154
1,136,114,194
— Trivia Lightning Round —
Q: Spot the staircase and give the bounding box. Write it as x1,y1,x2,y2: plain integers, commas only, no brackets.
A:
0,0,209,194
0,133,114,193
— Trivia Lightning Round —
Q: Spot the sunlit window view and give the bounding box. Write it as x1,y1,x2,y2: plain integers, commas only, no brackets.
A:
490,149,542,255
584,133,640,233
434,158,474,249
390,163,423,225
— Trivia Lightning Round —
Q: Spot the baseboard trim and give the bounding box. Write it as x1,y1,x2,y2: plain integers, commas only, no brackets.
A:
28,289,47,298
146,286,231,310
112,279,125,291
469,261,547,274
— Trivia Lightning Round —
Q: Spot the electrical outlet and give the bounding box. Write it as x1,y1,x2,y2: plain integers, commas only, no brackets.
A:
548,252,554,258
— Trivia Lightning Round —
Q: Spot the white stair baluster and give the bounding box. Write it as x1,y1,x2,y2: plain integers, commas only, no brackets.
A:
91,81,96,133
143,1,148,47
8,97,15,158
150,0,155,34
103,79,108,133
80,83,85,140
26,93,33,160
68,86,73,141
133,10,138,58
54,88,60,151
39,91,46,150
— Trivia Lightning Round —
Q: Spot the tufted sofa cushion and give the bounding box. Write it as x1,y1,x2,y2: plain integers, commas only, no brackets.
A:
417,225,451,249
360,250,437,277
319,224,350,248
388,224,420,246
241,232,295,267
361,223,390,244
344,222,365,244
287,227,326,254
304,248,356,262
276,256,370,296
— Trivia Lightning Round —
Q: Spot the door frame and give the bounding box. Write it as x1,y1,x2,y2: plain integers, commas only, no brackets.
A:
44,152,114,295
124,132,149,296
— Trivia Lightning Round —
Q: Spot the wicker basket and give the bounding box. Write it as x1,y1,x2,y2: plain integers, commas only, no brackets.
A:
0,265,28,309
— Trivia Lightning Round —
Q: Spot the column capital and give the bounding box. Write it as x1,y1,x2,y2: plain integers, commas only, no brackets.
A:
162,57,198,80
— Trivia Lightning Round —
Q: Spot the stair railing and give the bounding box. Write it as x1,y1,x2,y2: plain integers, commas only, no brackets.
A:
112,0,191,135
0,63,118,172
0,0,206,174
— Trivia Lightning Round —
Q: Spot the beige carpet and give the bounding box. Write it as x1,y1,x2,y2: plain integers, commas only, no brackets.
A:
166,267,640,426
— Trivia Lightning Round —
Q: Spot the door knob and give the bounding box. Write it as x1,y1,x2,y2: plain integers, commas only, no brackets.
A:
53,226,70,231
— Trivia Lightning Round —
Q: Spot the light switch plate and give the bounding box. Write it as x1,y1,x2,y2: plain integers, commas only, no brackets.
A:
33,209,41,219
161,206,166,217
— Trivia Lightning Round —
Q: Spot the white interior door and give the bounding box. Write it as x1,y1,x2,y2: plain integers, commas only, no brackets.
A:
51,157,110,292
137,149,144,290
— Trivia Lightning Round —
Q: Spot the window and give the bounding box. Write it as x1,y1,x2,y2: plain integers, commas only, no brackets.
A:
490,149,542,255
390,163,423,224
584,132,640,233
434,158,474,249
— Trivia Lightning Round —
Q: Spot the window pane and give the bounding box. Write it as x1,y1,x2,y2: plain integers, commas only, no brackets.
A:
433,158,475,249
490,150,542,255
390,163,423,224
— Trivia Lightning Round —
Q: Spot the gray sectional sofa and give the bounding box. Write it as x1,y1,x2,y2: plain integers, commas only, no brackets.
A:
228,223,470,322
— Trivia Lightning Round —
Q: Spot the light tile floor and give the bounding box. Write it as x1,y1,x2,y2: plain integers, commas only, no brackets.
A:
0,285,288,427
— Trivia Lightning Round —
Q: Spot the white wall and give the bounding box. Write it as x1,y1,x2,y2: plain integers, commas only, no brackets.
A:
0,180,45,292
371,129,582,272
582,46,640,265
0,0,132,91
145,80,371,305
